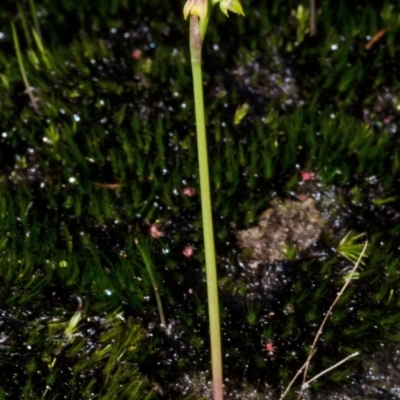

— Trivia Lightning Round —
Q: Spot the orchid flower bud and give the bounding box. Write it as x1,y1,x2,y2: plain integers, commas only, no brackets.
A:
183,0,209,21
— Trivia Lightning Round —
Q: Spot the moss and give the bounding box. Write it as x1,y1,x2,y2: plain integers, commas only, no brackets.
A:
2,0,400,397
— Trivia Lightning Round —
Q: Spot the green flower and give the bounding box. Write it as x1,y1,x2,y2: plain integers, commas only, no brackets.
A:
183,0,209,21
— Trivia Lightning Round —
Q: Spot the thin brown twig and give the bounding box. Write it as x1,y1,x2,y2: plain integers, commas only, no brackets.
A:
365,28,388,50
298,242,368,396
280,241,368,400
279,349,316,400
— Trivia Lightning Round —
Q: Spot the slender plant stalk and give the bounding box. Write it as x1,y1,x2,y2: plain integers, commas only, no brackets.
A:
17,2,32,46
137,241,167,329
309,0,316,36
280,242,368,400
28,0,42,42
184,2,244,398
11,22,39,113
189,14,223,400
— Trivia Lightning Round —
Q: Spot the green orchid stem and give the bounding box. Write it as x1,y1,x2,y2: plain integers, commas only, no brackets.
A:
189,15,224,400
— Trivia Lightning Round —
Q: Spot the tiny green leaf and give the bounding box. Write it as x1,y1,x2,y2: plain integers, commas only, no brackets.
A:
233,103,250,125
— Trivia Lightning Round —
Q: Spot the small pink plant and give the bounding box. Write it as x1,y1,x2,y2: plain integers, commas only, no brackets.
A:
298,193,308,202
182,245,194,258
264,339,277,357
301,171,316,181
131,49,142,60
183,186,196,197
149,223,164,239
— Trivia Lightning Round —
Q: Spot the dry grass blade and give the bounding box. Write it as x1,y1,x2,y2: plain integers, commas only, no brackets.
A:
280,241,368,400
302,352,359,389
